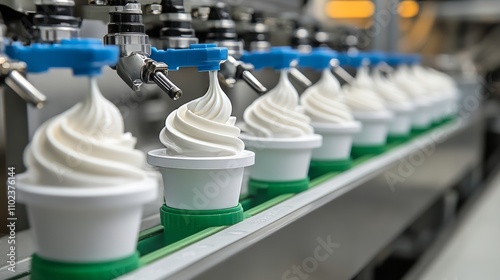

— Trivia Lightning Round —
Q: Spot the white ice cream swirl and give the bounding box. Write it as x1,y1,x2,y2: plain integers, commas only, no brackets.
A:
343,66,387,112
371,69,412,107
25,79,147,187
300,69,354,123
244,70,314,138
160,70,244,157
391,65,429,100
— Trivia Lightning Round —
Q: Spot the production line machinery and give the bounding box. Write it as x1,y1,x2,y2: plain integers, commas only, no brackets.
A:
0,1,488,279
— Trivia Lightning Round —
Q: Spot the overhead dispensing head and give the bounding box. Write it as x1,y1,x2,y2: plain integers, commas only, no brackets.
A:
156,0,199,49
5,38,119,76
188,2,266,93
297,48,358,84
385,53,404,67
385,53,420,67
337,52,371,68
240,46,312,87
365,51,386,67
150,43,228,72
298,48,339,71
240,47,299,71
406,53,422,65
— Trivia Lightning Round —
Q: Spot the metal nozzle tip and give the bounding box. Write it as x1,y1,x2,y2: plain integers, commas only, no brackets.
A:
242,70,267,94
152,71,183,101
170,88,182,100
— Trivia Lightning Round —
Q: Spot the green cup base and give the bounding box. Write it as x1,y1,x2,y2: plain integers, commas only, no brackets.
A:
387,134,410,143
351,145,385,158
248,177,309,206
411,127,430,136
160,204,244,245
30,252,139,280
308,158,352,180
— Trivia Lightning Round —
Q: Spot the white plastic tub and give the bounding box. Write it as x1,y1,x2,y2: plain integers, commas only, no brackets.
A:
352,111,393,146
240,134,322,182
17,175,157,263
148,149,254,211
311,122,361,160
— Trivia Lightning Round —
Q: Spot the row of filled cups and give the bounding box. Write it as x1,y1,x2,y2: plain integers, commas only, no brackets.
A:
237,48,460,199
14,45,459,279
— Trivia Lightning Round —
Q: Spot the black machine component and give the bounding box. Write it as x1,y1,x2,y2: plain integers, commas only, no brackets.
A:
92,0,182,100
192,2,266,93
152,0,198,49
0,0,80,44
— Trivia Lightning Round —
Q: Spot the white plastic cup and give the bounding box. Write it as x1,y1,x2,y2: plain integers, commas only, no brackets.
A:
449,96,459,117
16,174,158,263
239,134,322,182
239,167,251,198
411,100,434,129
444,93,459,118
352,111,393,146
426,97,440,123
148,149,255,211
310,122,361,160
387,104,414,136
431,96,446,122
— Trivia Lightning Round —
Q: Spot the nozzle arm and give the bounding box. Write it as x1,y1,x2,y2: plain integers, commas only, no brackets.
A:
218,56,267,94
5,70,46,108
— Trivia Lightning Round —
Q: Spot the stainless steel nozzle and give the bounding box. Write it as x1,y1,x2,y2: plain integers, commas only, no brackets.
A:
241,70,267,94
330,59,354,84
219,56,267,94
0,53,46,108
152,71,182,100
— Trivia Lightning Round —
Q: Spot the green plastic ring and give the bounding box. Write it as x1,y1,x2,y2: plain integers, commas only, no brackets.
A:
248,177,309,206
30,251,139,280
308,158,352,180
351,145,385,158
161,204,244,244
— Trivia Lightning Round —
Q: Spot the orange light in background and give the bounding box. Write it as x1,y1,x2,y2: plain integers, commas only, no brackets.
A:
398,0,419,18
326,1,375,19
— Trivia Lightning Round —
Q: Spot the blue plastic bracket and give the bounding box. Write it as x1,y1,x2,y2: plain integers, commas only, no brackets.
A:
5,38,119,76
337,52,372,68
150,44,228,72
298,48,339,71
240,47,299,71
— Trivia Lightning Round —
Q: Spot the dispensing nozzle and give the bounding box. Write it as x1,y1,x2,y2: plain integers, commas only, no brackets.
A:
5,70,46,108
190,2,266,94
100,0,183,100
289,59,312,87
114,52,182,100
152,71,182,100
218,56,267,94
0,55,46,108
330,59,354,84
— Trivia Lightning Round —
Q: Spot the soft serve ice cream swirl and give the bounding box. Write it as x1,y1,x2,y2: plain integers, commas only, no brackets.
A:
343,67,387,112
391,65,429,101
25,79,147,187
300,69,354,123
160,71,244,157
372,69,412,107
244,70,314,138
